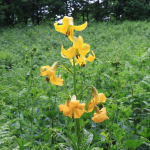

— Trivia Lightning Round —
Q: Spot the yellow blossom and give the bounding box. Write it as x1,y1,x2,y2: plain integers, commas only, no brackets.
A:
87,87,106,112
61,36,90,59
92,107,109,123
40,62,63,86
58,95,85,118
54,16,87,42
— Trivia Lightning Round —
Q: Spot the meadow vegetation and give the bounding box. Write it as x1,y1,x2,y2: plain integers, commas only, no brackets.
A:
0,20,150,150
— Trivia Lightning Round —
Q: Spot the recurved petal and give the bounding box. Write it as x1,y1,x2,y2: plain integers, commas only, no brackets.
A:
61,45,76,59
92,87,99,105
98,93,106,103
86,51,95,62
73,21,87,31
79,44,90,56
70,100,80,108
41,71,47,76
63,106,73,118
70,59,73,66
101,107,107,115
74,36,83,49
54,22,68,34
46,69,54,77
68,25,74,42
41,66,50,72
74,108,85,118
86,99,95,112
50,75,63,86
58,104,67,112
76,55,86,66
41,66,45,72
63,16,73,25
78,103,85,109
92,113,109,123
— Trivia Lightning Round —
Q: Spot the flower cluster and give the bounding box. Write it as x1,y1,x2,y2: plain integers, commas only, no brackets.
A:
59,95,85,119
55,16,95,67
41,16,109,123
87,87,109,123
40,62,63,86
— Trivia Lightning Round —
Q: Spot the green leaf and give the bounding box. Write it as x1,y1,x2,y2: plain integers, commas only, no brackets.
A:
59,64,73,75
82,129,93,150
80,120,89,129
63,129,78,150
124,140,142,150
43,110,57,119
27,114,33,123
137,126,150,138
89,141,108,150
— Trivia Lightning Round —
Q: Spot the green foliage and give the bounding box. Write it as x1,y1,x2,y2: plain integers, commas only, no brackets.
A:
0,21,150,149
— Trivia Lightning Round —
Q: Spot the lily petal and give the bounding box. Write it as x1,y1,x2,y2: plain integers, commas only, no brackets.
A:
98,93,106,103
46,69,54,77
92,113,109,123
63,16,73,25
78,103,85,109
79,44,90,56
70,100,80,108
54,22,68,34
74,36,83,49
41,71,47,76
76,55,86,66
68,25,74,42
73,21,87,31
61,45,76,58
86,51,95,62
74,108,84,118
63,106,73,118
50,75,63,86
86,99,95,112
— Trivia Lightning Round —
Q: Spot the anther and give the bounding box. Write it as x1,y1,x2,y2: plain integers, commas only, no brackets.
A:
76,54,80,59
66,30,70,36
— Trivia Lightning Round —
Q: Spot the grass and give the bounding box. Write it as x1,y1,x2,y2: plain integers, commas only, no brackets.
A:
0,20,150,150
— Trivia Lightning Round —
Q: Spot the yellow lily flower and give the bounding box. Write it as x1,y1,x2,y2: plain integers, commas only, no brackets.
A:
54,16,87,42
87,87,106,112
61,36,90,59
76,51,95,66
40,62,63,86
58,95,85,118
92,107,109,123
69,51,95,67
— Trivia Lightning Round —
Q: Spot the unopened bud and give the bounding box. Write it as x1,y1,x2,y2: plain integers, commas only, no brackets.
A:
51,62,58,72
94,106,101,114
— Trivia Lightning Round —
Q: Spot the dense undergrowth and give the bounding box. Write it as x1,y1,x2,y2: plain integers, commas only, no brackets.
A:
0,21,150,150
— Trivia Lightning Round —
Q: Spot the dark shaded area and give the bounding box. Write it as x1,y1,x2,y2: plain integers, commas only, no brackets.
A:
0,0,150,26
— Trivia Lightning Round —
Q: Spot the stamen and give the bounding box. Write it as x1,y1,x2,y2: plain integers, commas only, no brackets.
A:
81,64,85,67
76,54,80,59
94,106,101,114
45,77,49,82
66,30,70,36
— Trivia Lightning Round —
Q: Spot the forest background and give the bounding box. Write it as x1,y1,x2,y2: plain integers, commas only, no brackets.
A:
1,0,150,150
1,0,150,26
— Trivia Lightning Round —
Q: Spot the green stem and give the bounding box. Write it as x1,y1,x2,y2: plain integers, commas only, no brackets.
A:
73,57,80,149
77,85,94,97
30,55,34,148
73,57,77,95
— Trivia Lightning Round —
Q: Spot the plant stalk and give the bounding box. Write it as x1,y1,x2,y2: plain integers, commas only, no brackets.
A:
73,57,80,149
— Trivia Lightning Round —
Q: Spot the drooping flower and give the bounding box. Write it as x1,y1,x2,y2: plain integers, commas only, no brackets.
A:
87,87,106,112
92,107,109,123
58,95,85,118
61,36,90,59
40,62,63,86
54,16,87,42
73,51,95,67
